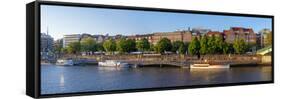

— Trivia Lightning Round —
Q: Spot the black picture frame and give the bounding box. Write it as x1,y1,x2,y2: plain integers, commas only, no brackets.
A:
26,0,274,98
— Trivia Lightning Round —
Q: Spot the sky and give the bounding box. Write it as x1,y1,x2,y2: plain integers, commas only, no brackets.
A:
41,5,272,40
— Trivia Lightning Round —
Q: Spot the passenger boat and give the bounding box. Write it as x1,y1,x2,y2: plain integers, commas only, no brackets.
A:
190,64,230,69
56,59,74,66
98,60,129,67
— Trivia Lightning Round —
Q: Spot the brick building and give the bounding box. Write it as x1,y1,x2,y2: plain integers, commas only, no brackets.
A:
127,30,192,45
223,27,257,44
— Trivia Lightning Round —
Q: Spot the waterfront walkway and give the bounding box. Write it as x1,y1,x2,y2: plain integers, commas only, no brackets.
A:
55,54,269,68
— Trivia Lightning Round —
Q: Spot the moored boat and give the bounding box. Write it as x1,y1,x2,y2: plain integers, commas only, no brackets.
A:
190,64,229,69
56,59,74,66
98,60,129,67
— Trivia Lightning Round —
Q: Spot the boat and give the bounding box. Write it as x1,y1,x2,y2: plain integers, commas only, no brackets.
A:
190,64,229,69
98,60,129,67
56,59,74,66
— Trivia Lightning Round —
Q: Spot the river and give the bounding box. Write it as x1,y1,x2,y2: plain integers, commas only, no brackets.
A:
41,64,272,95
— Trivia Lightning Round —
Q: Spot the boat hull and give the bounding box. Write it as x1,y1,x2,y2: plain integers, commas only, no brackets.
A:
190,64,229,69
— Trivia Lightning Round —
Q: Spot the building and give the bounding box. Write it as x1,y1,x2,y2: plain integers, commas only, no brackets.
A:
258,29,272,47
206,31,223,37
223,27,257,44
41,33,54,61
92,34,109,43
63,34,81,48
127,30,192,45
191,27,211,36
127,34,153,43
41,33,54,52
152,30,192,44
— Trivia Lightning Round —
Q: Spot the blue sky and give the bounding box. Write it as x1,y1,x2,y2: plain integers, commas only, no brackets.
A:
41,5,272,40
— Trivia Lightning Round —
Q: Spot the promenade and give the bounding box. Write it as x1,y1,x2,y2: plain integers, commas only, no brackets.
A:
57,54,271,68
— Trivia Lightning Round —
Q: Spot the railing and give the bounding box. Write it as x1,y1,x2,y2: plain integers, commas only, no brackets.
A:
256,45,272,55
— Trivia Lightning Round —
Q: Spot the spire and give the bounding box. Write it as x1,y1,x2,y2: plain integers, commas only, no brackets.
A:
47,26,49,35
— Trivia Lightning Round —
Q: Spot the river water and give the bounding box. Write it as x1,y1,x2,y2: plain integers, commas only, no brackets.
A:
41,64,272,95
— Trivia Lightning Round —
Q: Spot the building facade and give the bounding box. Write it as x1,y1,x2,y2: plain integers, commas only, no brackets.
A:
223,27,257,44
63,34,81,48
258,29,272,47
152,31,192,44
41,33,54,52
206,31,223,37
41,33,54,61
127,30,192,45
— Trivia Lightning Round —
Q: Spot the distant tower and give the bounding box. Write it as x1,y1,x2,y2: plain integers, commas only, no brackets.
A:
46,26,49,52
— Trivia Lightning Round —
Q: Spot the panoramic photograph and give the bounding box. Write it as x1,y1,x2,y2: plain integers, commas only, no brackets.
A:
40,5,272,95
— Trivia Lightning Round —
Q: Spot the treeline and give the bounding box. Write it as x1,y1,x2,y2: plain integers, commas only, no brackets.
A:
188,35,249,56
54,35,253,55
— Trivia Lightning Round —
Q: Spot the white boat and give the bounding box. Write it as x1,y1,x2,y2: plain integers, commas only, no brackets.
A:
56,59,74,66
98,60,129,67
190,64,229,69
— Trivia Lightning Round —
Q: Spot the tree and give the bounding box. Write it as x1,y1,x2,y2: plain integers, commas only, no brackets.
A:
207,36,216,54
172,41,184,53
184,42,189,55
53,40,63,57
222,42,230,54
188,37,200,55
126,39,136,52
103,39,116,54
136,38,150,52
116,38,136,53
233,38,247,54
96,43,105,51
155,38,172,54
199,35,208,55
149,44,155,51
178,44,186,55
214,36,224,54
80,37,97,54
61,47,67,54
116,38,128,53
66,42,81,55
265,32,272,46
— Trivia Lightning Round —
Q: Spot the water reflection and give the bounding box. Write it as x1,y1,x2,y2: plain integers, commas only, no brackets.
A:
41,65,272,95
59,74,65,87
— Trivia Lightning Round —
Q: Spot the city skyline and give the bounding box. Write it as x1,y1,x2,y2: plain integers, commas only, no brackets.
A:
41,5,272,40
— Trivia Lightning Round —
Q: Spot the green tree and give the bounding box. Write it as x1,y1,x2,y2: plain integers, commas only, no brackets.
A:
117,38,136,53
155,38,172,54
136,38,150,52
66,42,81,55
126,39,136,52
222,42,230,54
103,39,116,54
233,38,247,54
53,40,63,56
116,38,128,53
96,43,105,51
172,41,184,53
178,44,186,55
149,44,155,51
61,47,67,54
80,37,97,53
266,32,272,46
199,35,208,55
188,37,200,55
207,36,216,54
214,36,224,54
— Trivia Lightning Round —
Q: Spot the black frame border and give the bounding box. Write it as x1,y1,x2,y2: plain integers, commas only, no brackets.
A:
27,0,274,98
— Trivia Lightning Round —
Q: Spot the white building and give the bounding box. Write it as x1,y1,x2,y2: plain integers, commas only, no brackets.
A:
63,34,81,48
